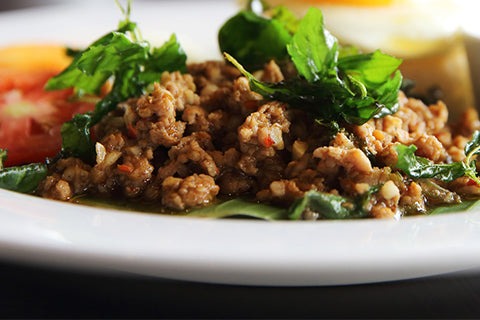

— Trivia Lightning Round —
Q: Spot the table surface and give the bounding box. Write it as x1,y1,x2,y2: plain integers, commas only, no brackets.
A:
1,257,480,318
1,1,480,318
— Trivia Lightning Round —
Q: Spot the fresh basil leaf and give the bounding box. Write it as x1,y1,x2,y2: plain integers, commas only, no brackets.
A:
394,143,477,184
339,50,403,118
45,22,140,95
138,34,188,85
225,50,397,126
225,6,402,127
0,163,47,193
46,31,149,97
287,7,339,83
268,5,300,35
218,10,292,70
429,199,480,215
288,190,369,220
60,113,95,161
0,149,47,193
395,131,480,185
338,50,402,85
47,17,187,162
394,144,467,182
464,130,480,157
187,198,288,220
75,196,288,220
338,45,361,59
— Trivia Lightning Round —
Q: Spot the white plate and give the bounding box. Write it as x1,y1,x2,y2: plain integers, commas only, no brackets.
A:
1,0,480,287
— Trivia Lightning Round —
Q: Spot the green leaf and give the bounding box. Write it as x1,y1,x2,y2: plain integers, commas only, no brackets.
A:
395,131,480,185
60,113,95,161
45,22,140,95
75,196,288,220
46,32,149,96
286,7,339,82
288,190,369,220
187,198,288,220
0,163,47,193
394,144,467,182
269,5,301,35
46,18,187,162
429,199,480,215
218,10,292,70
139,34,188,85
464,130,480,157
339,51,403,118
224,6,402,127
338,50,402,85
225,49,399,127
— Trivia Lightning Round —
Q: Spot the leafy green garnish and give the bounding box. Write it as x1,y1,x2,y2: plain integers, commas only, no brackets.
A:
429,199,480,215
337,51,403,119
46,5,187,162
187,198,288,220
0,149,47,193
218,10,292,70
268,5,300,34
218,1,300,69
394,145,468,182
77,196,288,220
394,131,480,184
464,130,480,158
288,190,371,220
223,7,403,127
286,8,338,83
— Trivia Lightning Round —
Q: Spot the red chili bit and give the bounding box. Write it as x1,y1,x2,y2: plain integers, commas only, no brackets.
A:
263,135,275,148
117,164,134,174
466,178,479,186
126,124,137,139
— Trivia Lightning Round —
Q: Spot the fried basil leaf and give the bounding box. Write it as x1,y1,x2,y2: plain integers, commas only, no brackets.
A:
394,134,480,185
218,10,292,70
187,198,288,220
47,17,187,162
288,190,370,220
0,149,47,193
224,7,402,127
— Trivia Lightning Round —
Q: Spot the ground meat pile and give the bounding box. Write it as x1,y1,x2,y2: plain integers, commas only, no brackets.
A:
37,60,480,219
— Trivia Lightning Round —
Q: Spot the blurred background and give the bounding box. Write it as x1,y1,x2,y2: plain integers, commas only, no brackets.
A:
0,0,62,11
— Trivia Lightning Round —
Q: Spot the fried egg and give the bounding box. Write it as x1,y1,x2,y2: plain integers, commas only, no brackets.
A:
266,0,475,118
275,0,461,57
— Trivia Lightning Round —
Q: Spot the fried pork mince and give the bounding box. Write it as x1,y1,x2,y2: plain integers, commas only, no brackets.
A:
35,60,480,218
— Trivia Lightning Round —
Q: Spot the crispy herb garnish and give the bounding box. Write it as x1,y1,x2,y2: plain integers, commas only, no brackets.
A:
288,185,382,220
46,2,187,162
0,149,47,193
187,198,289,220
223,7,403,128
218,9,293,70
394,131,480,184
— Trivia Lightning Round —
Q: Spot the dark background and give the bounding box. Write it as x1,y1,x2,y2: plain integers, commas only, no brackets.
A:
1,258,480,319
1,1,480,318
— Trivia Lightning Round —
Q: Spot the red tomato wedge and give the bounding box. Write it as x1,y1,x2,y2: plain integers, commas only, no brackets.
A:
0,45,95,167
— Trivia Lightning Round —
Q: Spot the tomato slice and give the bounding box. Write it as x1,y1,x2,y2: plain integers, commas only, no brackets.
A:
0,69,95,166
